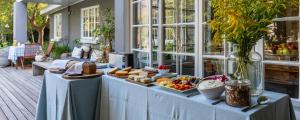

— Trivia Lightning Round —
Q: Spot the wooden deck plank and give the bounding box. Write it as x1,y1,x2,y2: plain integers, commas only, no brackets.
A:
8,68,43,85
0,69,40,94
0,107,8,120
0,69,39,102
0,67,42,120
0,79,34,120
0,94,17,120
3,69,41,91
0,88,27,120
0,73,37,116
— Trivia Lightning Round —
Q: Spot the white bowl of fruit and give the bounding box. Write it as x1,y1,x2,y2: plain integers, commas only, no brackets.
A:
158,65,170,75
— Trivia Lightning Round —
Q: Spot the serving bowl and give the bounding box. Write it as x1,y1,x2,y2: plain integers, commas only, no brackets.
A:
197,84,225,99
197,75,228,99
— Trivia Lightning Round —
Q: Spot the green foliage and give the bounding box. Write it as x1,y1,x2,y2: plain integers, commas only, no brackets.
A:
27,3,49,45
74,38,81,47
41,42,49,54
50,43,70,59
93,8,115,52
27,3,48,27
0,0,13,35
209,0,298,79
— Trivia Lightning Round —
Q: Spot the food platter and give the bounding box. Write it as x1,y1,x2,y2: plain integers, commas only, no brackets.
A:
158,84,197,93
125,78,155,87
156,76,200,93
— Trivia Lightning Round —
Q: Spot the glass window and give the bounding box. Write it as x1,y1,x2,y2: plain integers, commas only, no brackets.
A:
179,55,195,76
203,58,224,77
134,51,149,68
131,0,196,75
178,25,195,53
152,27,159,50
264,21,299,61
265,64,299,98
133,1,149,25
163,0,176,24
152,0,159,24
203,24,225,55
178,0,195,23
163,26,176,52
53,13,62,40
162,53,177,73
81,6,100,39
133,27,149,50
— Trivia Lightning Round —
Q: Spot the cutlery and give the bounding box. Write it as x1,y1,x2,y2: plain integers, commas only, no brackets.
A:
211,98,225,105
242,96,269,112
186,92,200,97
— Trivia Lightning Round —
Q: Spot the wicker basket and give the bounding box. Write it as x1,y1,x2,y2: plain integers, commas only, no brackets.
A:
83,62,96,74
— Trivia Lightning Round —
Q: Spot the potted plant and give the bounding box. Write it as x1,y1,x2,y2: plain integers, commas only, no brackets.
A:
209,0,297,98
93,8,115,63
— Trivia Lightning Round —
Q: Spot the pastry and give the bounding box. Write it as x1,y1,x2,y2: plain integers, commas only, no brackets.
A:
115,70,128,76
108,67,118,74
147,72,156,78
128,75,138,80
122,67,132,72
134,76,145,82
129,70,142,75
141,78,151,83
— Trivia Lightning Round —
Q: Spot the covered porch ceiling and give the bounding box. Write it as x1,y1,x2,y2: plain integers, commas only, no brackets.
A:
19,0,84,5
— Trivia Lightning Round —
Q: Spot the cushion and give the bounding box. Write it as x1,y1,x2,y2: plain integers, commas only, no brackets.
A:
71,47,82,59
90,50,102,62
81,46,91,59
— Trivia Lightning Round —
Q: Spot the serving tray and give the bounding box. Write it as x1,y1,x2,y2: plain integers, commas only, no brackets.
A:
158,85,197,93
125,78,155,87
107,73,129,78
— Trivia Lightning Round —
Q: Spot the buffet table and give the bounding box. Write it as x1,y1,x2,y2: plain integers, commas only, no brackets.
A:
100,75,296,120
36,71,102,120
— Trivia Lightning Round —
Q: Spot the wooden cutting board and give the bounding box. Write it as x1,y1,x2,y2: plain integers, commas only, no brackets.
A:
63,70,104,79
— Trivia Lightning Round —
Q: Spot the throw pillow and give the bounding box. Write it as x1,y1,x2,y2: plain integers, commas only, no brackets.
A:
71,47,82,59
90,50,102,62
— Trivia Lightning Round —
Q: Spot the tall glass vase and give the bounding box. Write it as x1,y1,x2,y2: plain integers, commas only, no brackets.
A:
226,46,264,96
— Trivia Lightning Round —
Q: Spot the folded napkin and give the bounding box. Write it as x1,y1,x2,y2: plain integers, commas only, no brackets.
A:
49,60,71,69
64,62,84,75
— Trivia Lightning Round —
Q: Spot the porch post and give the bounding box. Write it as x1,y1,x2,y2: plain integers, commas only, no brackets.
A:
114,0,130,53
13,1,27,43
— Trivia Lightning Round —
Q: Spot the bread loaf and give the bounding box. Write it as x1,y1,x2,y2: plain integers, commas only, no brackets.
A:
108,67,118,74
83,62,96,74
115,71,128,76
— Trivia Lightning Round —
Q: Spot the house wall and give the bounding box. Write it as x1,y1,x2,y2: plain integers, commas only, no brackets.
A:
114,0,131,53
49,0,114,48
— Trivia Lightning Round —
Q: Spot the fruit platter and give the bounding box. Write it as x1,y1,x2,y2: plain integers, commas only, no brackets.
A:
156,76,200,93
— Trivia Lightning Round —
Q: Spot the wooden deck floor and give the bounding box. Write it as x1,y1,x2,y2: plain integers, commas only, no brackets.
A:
0,67,42,120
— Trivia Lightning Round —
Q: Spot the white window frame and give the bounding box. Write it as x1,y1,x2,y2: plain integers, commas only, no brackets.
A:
80,5,100,44
130,0,198,76
130,0,300,105
53,13,62,41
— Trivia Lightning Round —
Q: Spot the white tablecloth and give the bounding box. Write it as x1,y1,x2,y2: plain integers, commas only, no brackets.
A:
100,74,296,120
8,46,25,64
